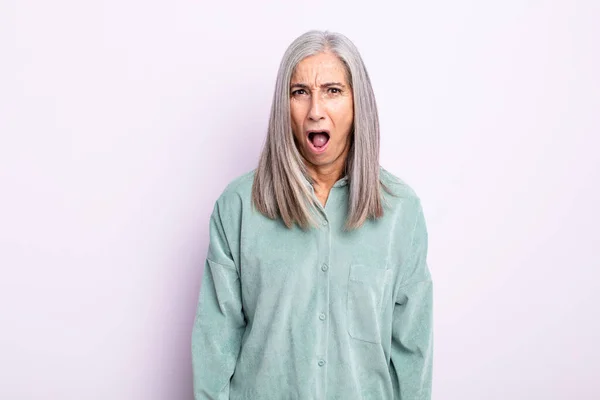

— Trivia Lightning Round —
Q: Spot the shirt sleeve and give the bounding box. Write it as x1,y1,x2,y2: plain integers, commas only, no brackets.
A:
191,199,246,400
390,201,434,399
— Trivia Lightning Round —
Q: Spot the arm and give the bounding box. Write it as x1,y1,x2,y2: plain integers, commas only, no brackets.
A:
191,200,246,400
390,201,434,399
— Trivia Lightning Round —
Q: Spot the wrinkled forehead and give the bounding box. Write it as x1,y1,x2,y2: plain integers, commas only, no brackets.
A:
291,52,352,87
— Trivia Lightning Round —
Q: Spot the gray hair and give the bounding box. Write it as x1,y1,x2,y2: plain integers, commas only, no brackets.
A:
252,30,386,230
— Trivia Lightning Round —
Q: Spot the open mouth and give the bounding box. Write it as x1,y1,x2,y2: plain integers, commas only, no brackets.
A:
307,131,330,150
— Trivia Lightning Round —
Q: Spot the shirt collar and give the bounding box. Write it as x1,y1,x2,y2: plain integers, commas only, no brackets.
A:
301,174,348,188
333,176,348,187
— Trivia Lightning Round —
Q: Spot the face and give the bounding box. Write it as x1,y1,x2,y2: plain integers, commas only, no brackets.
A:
289,52,354,171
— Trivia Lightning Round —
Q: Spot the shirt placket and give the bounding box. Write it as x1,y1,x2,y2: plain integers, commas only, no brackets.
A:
311,187,332,400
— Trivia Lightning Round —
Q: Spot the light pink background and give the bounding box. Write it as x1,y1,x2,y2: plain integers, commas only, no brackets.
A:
1,1,599,399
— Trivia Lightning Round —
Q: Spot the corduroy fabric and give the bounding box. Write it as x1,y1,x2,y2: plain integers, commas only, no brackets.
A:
192,166,433,400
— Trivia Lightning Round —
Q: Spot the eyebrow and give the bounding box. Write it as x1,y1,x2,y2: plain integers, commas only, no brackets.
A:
290,82,347,89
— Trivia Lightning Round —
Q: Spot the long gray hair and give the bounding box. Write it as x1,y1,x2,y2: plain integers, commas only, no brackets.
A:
252,30,385,230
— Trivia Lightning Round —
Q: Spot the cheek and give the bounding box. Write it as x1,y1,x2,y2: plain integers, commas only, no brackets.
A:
344,97,354,125
290,102,305,126
289,103,305,139
331,101,354,131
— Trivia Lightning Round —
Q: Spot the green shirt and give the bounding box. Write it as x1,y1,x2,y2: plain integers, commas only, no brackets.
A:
192,167,433,399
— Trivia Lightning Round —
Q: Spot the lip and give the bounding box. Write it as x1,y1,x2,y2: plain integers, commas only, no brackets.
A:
305,129,330,155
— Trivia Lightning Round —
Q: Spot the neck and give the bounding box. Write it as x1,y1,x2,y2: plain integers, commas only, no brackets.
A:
304,151,348,194
302,140,350,207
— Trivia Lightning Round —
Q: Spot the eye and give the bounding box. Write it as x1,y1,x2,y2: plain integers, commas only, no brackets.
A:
328,87,341,94
291,89,307,96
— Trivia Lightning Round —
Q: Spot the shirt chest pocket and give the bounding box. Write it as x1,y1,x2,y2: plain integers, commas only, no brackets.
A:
346,264,391,344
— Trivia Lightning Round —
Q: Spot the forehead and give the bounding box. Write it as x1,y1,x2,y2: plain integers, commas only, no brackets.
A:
291,52,349,83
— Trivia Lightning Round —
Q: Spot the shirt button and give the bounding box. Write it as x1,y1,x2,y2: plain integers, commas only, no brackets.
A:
322,220,328,226
318,360,325,367
319,313,326,321
321,263,329,272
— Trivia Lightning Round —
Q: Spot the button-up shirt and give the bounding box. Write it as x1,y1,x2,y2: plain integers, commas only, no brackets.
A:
192,166,433,399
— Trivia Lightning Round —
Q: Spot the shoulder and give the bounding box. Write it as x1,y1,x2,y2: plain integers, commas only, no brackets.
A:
379,165,426,227
212,169,256,212
378,166,428,259
379,166,421,204
220,169,256,199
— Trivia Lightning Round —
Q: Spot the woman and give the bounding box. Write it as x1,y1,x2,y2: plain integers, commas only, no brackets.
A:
192,30,433,400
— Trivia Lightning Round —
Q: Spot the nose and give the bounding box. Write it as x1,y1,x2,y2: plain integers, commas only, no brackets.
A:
308,95,325,121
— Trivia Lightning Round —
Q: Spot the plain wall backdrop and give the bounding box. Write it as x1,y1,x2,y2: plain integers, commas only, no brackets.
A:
1,0,599,399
